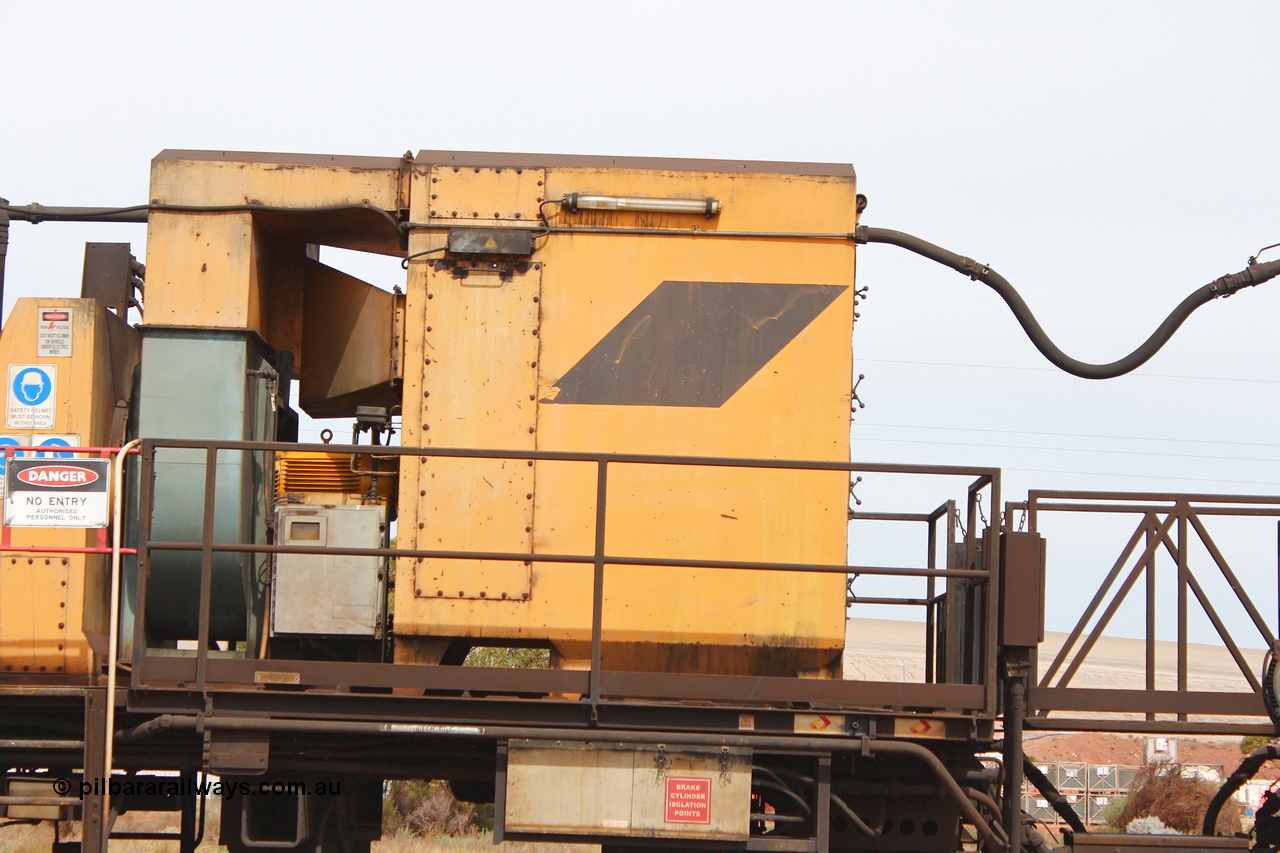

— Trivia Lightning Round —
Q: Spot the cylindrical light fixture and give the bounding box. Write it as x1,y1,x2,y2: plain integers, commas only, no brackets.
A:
562,193,721,217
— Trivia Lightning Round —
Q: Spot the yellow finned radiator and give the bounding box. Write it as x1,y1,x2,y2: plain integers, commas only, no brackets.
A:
275,451,362,495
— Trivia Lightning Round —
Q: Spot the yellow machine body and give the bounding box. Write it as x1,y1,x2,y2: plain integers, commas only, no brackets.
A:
0,298,137,676
141,150,859,677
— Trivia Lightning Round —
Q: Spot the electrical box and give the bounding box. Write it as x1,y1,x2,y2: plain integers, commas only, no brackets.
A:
271,505,386,637
505,740,751,841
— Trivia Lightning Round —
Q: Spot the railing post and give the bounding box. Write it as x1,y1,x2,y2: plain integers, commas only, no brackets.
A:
196,446,218,694
1177,503,1189,721
132,441,155,681
589,459,608,717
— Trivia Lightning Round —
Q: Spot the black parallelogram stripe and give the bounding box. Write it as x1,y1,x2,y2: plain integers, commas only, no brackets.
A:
546,281,848,407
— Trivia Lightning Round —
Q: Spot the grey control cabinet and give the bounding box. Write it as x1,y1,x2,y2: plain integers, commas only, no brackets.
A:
272,505,387,637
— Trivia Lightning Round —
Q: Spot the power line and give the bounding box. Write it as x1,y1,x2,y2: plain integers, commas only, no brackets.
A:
859,357,1280,385
856,421,1280,450
854,435,1280,464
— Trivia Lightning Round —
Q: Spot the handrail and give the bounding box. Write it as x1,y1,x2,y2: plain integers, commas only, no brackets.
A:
132,437,1001,713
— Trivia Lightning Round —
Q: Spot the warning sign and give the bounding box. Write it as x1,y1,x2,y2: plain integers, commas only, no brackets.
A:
37,307,72,357
893,717,945,738
5,457,109,528
664,777,711,824
794,713,846,735
6,365,56,430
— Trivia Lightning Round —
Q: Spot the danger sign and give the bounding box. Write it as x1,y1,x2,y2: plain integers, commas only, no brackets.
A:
6,458,110,528
664,777,711,824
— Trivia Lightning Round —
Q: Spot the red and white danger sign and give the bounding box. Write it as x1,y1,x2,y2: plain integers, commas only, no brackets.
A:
664,777,711,824
5,457,110,528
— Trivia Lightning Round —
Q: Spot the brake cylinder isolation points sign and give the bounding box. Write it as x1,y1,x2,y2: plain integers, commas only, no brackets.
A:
5,457,110,528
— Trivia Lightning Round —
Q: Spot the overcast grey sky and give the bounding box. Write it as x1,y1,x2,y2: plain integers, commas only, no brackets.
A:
3,1,1278,646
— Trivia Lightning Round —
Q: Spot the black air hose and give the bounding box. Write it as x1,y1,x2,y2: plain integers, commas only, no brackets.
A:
857,226,1280,379
1203,743,1280,835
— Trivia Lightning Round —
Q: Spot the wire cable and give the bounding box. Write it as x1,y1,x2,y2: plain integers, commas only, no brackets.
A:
1,201,405,239
856,225,1280,379
400,246,448,268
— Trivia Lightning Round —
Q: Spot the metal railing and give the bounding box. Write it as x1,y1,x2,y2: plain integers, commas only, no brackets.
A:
130,438,1002,717
1020,490,1277,735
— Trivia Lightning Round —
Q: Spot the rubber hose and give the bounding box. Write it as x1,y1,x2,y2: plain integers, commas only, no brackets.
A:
857,226,1280,379
1203,743,1280,835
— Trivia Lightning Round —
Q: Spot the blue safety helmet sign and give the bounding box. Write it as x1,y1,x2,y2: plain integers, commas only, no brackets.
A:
6,365,56,429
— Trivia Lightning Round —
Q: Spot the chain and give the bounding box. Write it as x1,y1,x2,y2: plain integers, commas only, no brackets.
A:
718,747,731,788
654,744,667,785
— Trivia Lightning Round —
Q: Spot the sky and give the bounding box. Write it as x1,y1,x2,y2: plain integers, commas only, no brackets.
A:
2,1,1279,651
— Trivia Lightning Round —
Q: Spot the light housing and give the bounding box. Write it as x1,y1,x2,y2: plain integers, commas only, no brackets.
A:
562,192,721,218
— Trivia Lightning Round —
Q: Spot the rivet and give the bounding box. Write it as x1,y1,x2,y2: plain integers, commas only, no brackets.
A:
494,212,500,218
522,592,529,600
501,592,508,599
59,602,65,608
57,645,63,651
528,427,535,434
437,590,443,596
534,264,541,270
479,591,486,598
415,589,422,595
39,666,45,672
62,559,68,565
27,558,32,564
44,558,50,565
526,493,533,499
428,293,434,299
433,177,439,182
22,666,28,672
423,424,429,431
430,210,437,216
525,526,532,533
420,490,426,496
451,212,458,217
424,358,430,364
530,362,537,368
61,580,66,587
426,326,432,332
424,391,430,398
418,523,425,529
58,623,64,629
459,590,465,597
472,212,479,217
514,213,522,219
537,181,543,186
452,167,459,172
531,329,538,336
532,296,539,303
474,167,481,173
529,395,535,400
431,194,438,199
527,460,534,467
56,666,62,672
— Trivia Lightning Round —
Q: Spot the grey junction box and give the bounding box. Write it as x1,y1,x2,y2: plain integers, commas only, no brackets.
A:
272,504,386,637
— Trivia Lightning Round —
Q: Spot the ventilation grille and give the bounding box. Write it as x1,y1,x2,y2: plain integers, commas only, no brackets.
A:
275,451,360,494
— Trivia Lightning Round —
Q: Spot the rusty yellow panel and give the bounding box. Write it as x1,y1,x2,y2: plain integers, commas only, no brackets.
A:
144,211,258,329
149,151,403,210
143,152,404,338
427,165,546,224
396,160,540,614
0,299,135,676
394,158,855,677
